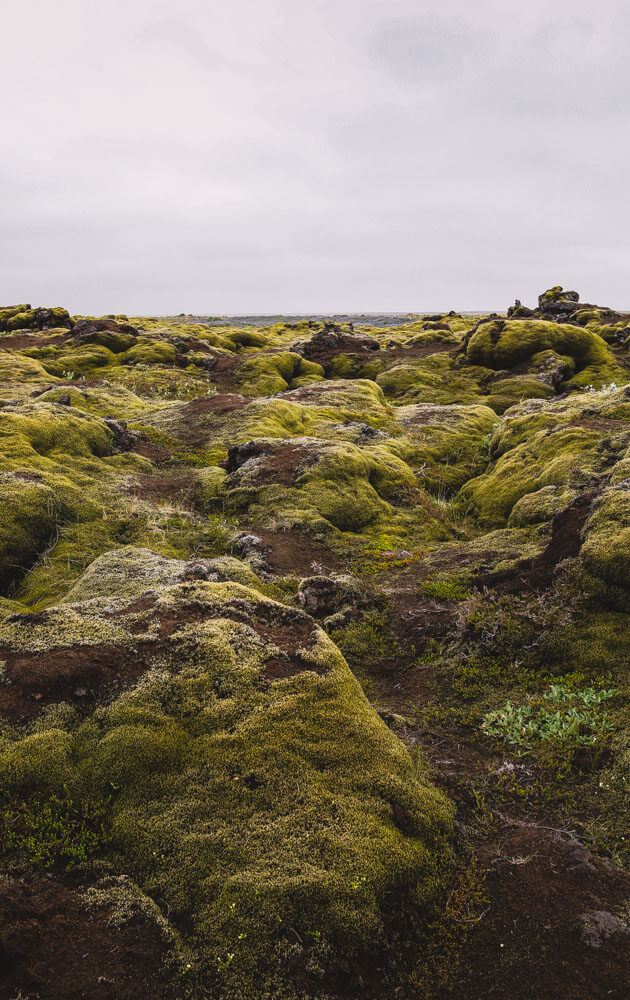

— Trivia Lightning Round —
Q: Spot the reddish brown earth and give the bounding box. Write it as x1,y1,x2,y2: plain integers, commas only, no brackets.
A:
225,440,315,486
0,592,320,727
445,824,630,1000
0,877,180,1000
253,528,341,576
0,333,62,351
479,491,598,592
126,471,198,503
131,434,173,464
181,391,252,417
0,642,149,724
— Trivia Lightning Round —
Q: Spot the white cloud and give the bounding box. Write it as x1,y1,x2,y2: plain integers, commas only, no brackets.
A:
1,0,629,313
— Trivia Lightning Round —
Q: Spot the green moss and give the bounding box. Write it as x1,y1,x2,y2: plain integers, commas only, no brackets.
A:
107,364,214,401
141,380,395,461
222,329,267,351
222,435,452,542
0,352,59,386
236,352,324,396
581,485,630,591
0,474,60,590
0,305,628,993
426,527,546,580
467,319,621,388
463,425,601,523
395,402,498,496
0,729,74,793
0,400,228,605
326,354,382,380
1,306,72,332
0,304,31,328
508,485,578,527
421,577,471,602
61,547,256,602
0,790,111,869
461,386,630,524
36,381,151,419
482,375,555,413
193,465,228,508
41,343,118,377
121,340,177,366
0,561,453,995
376,354,485,405
71,328,138,353
0,402,113,462
82,875,182,950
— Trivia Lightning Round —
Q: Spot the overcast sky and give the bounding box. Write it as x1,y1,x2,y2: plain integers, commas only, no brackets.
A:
1,0,629,315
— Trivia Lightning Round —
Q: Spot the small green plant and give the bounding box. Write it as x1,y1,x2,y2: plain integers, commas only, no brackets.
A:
543,684,619,706
0,792,110,869
478,422,500,455
217,952,235,974
421,577,471,602
481,686,618,748
349,874,368,890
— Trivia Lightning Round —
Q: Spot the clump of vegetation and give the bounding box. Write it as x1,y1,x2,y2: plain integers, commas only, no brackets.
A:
421,577,471,602
0,792,110,869
481,685,619,748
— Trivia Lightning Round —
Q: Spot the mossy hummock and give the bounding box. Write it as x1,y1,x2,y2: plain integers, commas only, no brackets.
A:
0,548,453,996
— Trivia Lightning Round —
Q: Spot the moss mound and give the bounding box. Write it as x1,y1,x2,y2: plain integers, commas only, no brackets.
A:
581,484,630,592
0,305,73,332
461,386,630,524
466,319,620,388
0,550,453,996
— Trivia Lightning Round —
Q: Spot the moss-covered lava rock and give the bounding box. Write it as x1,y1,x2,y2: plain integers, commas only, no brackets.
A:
0,547,453,996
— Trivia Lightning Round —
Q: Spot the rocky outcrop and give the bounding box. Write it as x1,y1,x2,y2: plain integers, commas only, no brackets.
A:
293,321,380,364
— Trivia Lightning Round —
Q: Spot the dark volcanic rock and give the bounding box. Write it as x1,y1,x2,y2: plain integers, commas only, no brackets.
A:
69,318,138,352
574,911,630,949
293,322,379,362
104,417,138,451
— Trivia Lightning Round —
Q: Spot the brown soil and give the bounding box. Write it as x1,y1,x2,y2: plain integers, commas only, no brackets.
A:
0,641,153,724
294,333,457,372
226,440,315,486
0,877,179,1000
480,492,597,592
168,391,252,446
281,382,353,404
377,339,459,365
226,601,316,656
372,674,630,1000
253,528,341,576
182,391,252,417
196,354,241,392
261,653,328,680
0,590,317,727
115,589,317,653
573,417,630,432
445,823,630,1000
131,434,172,465
0,333,62,351
126,472,197,503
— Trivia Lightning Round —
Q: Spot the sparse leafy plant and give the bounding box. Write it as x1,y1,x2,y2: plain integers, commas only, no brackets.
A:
0,792,110,869
481,686,618,748
421,577,471,602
